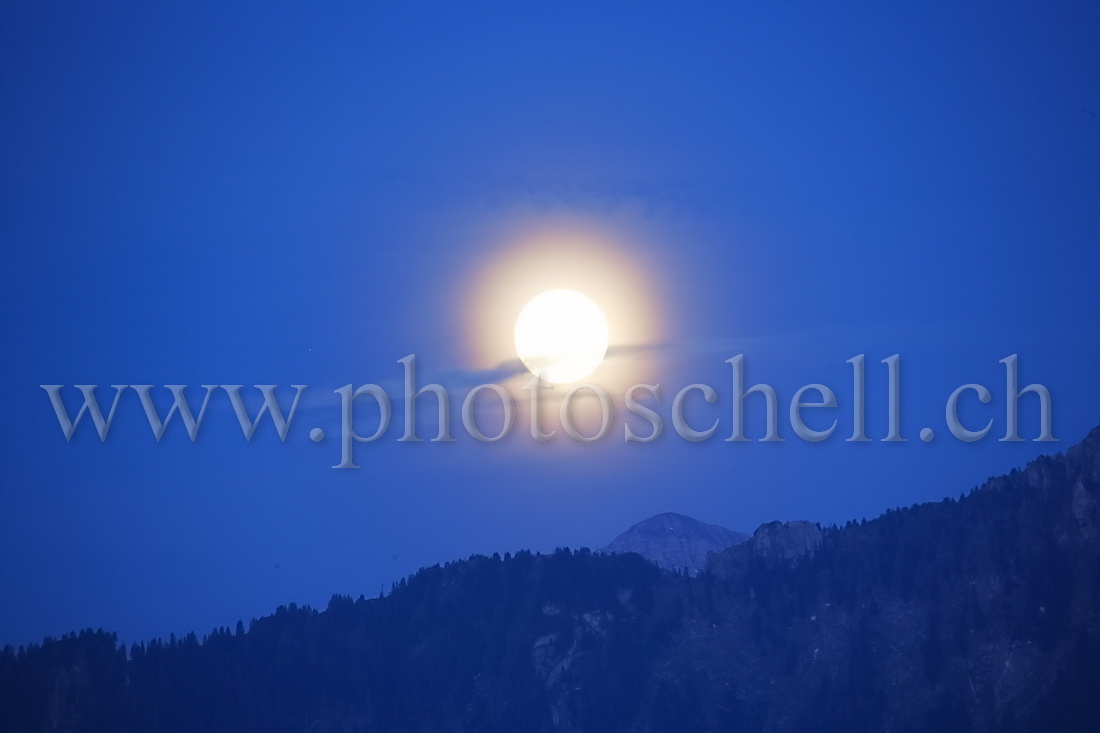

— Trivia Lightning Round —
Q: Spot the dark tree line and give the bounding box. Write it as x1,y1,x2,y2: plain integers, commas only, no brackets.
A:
3,431,1100,732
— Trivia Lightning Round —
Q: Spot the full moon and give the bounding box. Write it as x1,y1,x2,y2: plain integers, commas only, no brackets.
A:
514,289,610,384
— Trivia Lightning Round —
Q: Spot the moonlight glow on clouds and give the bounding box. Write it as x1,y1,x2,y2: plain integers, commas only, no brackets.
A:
463,224,664,392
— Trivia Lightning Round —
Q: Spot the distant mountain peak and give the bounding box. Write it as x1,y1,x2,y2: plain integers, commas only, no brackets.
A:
599,512,749,574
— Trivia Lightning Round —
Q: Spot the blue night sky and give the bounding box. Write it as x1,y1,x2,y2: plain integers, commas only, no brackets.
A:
2,2,1099,646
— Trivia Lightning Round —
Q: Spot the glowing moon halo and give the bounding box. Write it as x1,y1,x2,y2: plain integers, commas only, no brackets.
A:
514,289,609,384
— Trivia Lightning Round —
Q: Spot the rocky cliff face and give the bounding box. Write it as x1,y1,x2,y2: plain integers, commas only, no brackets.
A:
600,512,749,574
692,427,1100,732
747,520,823,562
